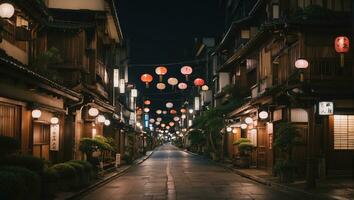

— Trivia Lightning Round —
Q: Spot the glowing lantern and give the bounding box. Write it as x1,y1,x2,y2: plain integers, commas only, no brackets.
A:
32,109,42,119
170,109,177,115
140,74,153,88
88,107,99,117
157,117,162,122
155,121,160,125
166,126,170,129
226,127,232,132
258,111,269,120
169,122,175,127
97,115,106,123
245,117,253,124
181,66,193,80
0,3,15,19
178,82,188,90
180,108,186,113
295,58,309,82
173,116,180,121
144,100,151,105
155,66,168,82
241,123,248,129
162,110,167,114
166,102,173,108
149,118,155,123
201,85,209,91
144,107,150,113
335,36,350,67
167,77,178,89
104,120,111,126
156,110,162,114
194,78,205,87
181,114,186,119
232,128,238,134
50,117,59,124
161,123,166,128
156,83,166,90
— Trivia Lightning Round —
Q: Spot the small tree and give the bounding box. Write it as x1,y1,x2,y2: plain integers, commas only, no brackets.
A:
273,122,301,182
188,129,206,153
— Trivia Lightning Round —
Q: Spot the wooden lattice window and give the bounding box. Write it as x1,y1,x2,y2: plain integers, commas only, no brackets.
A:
334,115,354,150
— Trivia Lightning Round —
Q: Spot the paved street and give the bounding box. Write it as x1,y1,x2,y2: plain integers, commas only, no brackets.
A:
81,144,307,200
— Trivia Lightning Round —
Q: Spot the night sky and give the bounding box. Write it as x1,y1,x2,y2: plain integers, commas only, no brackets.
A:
117,0,224,118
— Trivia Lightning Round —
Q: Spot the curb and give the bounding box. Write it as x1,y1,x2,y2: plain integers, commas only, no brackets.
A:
183,150,322,199
65,151,154,200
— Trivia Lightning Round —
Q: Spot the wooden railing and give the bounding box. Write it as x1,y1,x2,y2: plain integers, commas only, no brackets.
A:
308,58,352,81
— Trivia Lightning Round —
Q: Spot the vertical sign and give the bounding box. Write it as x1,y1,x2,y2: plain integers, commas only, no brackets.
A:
319,101,334,115
194,97,200,111
50,124,60,151
119,79,125,94
113,69,119,87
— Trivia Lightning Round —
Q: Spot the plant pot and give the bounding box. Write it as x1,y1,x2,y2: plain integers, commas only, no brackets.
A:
234,156,251,168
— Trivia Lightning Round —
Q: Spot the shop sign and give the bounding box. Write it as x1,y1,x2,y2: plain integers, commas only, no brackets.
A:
50,124,59,151
319,101,334,115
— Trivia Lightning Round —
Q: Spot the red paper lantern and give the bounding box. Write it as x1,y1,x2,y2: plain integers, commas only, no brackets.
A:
178,82,188,90
155,66,168,82
170,109,177,115
144,100,151,105
180,66,193,80
335,36,350,67
335,36,350,53
194,78,205,87
140,74,153,88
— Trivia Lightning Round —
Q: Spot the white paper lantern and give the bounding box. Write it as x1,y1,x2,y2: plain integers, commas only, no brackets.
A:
240,123,248,129
201,85,209,91
31,109,42,119
0,3,15,19
104,119,111,126
166,102,173,108
97,115,106,123
157,117,162,122
156,110,162,114
88,107,99,117
144,107,150,113
149,118,155,123
226,127,232,132
245,117,253,124
295,58,309,69
173,117,180,121
259,111,269,120
50,117,59,124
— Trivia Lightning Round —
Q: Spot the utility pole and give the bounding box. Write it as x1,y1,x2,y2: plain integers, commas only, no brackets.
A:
306,103,316,188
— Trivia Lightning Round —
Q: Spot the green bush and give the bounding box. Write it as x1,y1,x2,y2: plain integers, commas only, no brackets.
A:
41,167,59,198
233,138,255,156
66,161,88,187
0,170,26,200
69,160,95,179
0,135,19,157
51,163,77,191
0,166,40,200
122,153,133,164
0,155,44,175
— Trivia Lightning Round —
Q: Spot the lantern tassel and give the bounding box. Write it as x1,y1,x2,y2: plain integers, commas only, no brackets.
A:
300,72,304,82
159,75,163,82
340,54,345,67
186,75,189,81
146,83,149,88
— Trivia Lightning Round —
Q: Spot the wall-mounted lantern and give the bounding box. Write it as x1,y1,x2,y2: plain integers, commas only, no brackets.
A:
31,109,42,119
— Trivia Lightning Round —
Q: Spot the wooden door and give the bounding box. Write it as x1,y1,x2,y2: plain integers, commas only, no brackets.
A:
33,122,50,160
257,127,267,169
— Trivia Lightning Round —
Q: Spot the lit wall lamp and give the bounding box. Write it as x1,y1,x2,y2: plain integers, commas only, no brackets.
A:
295,58,309,82
88,107,99,117
50,117,59,124
258,111,269,120
245,117,253,125
226,127,232,132
0,3,15,19
240,123,248,130
97,115,106,123
104,119,111,126
31,109,42,119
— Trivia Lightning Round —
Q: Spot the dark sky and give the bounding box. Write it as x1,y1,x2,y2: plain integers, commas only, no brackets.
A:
117,0,224,119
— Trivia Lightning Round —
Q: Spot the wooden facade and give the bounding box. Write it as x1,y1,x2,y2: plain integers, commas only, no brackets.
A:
213,0,353,177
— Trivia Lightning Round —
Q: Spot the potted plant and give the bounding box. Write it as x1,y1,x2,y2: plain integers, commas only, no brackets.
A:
273,122,301,183
233,138,255,168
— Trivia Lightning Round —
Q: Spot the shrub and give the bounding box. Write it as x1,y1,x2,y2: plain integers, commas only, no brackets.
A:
41,167,59,198
0,166,40,200
0,155,44,175
233,138,255,156
0,170,26,200
0,135,19,157
51,163,77,191
69,160,95,179
66,161,88,187
122,153,133,164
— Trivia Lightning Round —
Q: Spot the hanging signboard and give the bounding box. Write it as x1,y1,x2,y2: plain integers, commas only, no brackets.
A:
50,124,60,151
319,101,334,115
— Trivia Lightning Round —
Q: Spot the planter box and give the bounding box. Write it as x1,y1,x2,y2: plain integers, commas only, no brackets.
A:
234,156,251,168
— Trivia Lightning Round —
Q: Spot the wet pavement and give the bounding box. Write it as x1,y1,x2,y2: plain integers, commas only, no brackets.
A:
81,144,308,200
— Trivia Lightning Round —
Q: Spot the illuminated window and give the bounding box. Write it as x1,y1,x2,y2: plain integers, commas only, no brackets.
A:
334,115,354,150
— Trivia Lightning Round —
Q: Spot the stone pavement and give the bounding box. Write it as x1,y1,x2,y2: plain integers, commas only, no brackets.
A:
220,163,354,200
80,144,308,200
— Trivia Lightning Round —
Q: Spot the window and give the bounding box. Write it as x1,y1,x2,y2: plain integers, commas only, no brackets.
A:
334,115,354,150
326,0,351,11
272,4,280,19
33,123,50,160
0,103,20,138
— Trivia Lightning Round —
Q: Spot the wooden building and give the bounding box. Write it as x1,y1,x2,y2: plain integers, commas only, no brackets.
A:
213,0,353,178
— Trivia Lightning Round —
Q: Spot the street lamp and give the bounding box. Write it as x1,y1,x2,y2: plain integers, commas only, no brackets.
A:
295,58,309,82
